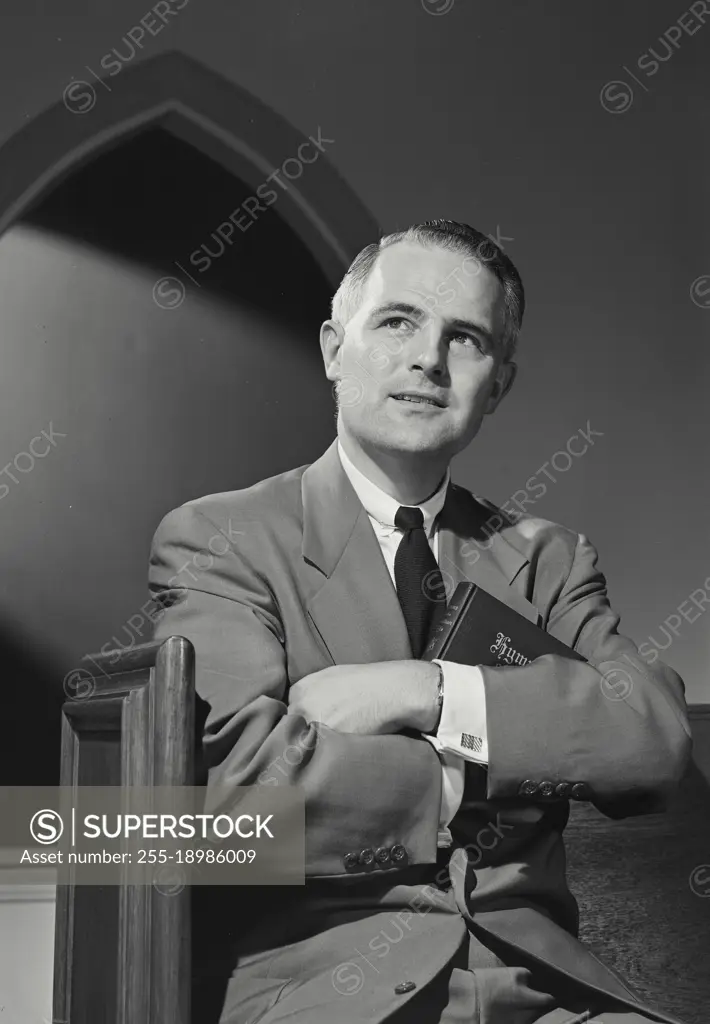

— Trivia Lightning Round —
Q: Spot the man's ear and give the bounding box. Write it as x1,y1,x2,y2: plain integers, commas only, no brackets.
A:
485,359,517,414
319,319,346,383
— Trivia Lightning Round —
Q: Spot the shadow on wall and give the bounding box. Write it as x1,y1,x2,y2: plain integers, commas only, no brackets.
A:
20,126,335,330
0,618,63,786
0,126,338,785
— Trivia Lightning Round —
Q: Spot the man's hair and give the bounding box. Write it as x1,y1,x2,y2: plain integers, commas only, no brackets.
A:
330,219,525,361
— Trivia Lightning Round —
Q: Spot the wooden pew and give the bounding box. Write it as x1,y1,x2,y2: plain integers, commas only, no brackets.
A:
52,636,194,1024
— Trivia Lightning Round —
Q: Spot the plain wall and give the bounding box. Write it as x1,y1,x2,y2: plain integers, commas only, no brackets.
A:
0,882,55,1024
0,0,706,719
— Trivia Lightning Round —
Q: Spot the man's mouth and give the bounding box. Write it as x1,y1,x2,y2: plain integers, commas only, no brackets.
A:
390,392,445,408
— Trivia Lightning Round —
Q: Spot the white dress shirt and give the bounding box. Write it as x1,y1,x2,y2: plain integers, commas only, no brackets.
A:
337,440,488,847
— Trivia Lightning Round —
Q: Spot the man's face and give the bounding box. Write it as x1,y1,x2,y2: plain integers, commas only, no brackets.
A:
321,241,516,461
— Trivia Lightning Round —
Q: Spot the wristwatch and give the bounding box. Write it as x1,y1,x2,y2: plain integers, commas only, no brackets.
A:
434,660,444,715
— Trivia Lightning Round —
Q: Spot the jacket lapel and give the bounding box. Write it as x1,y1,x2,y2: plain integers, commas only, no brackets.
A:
437,483,540,625
302,440,412,665
301,440,539,665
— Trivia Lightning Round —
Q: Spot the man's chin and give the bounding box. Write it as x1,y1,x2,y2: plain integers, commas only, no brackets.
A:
368,427,454,458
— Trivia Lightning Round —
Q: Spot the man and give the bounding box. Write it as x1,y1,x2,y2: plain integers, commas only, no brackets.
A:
149,220,693,1024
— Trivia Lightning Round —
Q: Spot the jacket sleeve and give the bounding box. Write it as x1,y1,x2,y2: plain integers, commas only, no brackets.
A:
481,532,693,817
148,503,442,874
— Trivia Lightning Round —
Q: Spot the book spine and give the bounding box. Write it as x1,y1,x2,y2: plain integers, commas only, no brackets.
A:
422,585,474,660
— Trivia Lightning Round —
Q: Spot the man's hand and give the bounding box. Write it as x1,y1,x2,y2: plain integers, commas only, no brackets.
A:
286,660,441,735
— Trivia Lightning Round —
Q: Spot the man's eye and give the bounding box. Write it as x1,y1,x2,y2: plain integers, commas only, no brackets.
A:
381,317,411,331
451,333,482,350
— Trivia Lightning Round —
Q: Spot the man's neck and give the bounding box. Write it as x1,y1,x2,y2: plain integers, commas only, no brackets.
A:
337,430,449,506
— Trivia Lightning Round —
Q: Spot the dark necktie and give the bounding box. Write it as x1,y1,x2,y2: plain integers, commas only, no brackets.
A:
394,505,445,658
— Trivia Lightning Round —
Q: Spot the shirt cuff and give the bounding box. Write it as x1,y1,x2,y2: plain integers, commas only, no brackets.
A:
430,660,489,764
420,737,465,847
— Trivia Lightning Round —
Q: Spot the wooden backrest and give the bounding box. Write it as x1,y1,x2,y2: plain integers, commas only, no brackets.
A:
52,636,194,1024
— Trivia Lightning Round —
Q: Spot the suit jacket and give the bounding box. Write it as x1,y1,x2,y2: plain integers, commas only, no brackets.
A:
148,438,693,1024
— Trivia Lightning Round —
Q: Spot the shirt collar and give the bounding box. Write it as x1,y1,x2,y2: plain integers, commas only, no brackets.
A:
337,438,450,538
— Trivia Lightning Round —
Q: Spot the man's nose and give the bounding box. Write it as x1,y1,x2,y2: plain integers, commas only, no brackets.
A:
408,327,445,375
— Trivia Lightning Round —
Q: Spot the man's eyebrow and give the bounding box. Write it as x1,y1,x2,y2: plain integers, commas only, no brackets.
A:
366,302,425,322
366,302,496,346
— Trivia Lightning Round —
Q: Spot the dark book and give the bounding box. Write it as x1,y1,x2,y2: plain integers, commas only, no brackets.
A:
422,582,586,667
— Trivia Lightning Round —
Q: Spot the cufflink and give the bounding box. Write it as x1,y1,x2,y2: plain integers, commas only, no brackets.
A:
460,733,483,753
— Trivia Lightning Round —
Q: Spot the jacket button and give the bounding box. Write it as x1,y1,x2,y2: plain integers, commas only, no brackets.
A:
343,852,359,870
394,981,416,994
519,779,539,796
539,780,556,798
555,782,572,799
358,848,375,866
570,782,591,801
375,846,391,864
390,844,407,863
